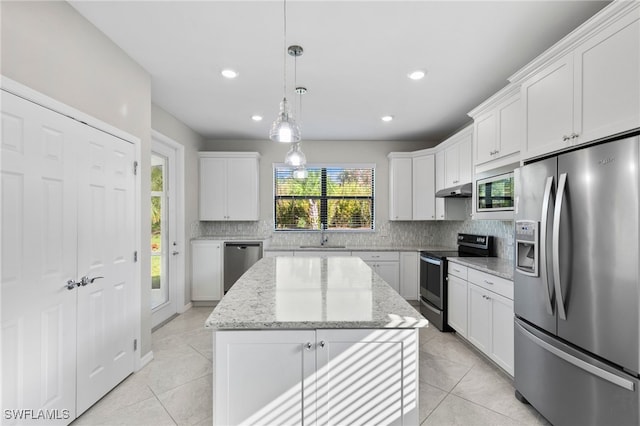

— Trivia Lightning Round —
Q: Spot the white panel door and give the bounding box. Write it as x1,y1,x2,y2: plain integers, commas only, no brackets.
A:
76,126,136,415
1,92,78,424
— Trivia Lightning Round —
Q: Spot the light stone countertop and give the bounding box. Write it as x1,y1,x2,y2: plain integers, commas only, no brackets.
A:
205,256,428,330
264,245,456,252
447,256,514,281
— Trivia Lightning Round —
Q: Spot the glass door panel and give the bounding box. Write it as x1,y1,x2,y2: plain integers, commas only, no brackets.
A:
151,154,169,310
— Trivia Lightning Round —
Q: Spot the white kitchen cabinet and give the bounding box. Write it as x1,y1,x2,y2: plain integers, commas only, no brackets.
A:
518,3,640,160
214,328,419,425
191,240,223,301
467,282,514,376
412,154,436,220
214,330,316,425
443,126,472,189
353,251,400,293
434,149,468,221
450,262,515,376
399,252,419,300
447,274,468,338
467,283,492,353
468,85,521,173
447,262,468,337
388,154,413,220
199,152,260,221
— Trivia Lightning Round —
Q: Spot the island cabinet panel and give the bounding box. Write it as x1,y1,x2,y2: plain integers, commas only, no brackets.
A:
214,330,316,426
315,329,418,426
214,328,419,426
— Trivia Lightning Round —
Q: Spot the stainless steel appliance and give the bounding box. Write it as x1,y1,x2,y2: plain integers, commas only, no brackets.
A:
420,234,494,331
514,133,640,426
476,171,514,212
223,242,263,293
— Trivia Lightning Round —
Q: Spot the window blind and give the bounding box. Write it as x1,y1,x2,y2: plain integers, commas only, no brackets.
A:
274,165,375,231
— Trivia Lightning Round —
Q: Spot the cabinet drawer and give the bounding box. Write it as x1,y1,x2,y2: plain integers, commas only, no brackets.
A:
468,268,513,300
353,251,399,262
447,262,468,280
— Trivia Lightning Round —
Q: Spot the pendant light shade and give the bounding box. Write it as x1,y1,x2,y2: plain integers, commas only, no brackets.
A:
284,142,306,166
270,98,301,143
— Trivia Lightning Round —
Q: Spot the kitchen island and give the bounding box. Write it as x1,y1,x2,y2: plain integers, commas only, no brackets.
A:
206,256,427,426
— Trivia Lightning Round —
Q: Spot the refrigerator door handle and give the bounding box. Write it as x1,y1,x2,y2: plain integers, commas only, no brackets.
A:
553,173,568,320
516,321,635,391
540,176,555,316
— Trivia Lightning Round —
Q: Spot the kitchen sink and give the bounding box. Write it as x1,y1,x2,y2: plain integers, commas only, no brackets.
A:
298,245,347,249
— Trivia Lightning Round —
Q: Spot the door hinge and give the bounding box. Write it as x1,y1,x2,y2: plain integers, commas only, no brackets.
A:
134,339,137,351
134,251,138,262
133,161,138,175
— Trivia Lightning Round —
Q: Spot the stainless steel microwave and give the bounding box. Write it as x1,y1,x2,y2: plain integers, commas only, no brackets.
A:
476,171,514,212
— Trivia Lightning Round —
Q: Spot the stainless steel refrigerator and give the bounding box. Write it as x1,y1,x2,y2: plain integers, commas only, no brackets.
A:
514,134,640,426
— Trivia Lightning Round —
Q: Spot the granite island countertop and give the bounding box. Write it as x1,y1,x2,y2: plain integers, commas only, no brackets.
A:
447,256,514,280
205,256,428,330
264,244,456,252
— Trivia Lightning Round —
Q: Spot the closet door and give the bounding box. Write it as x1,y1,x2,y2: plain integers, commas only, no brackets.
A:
76,125,136,415
1,92,79,424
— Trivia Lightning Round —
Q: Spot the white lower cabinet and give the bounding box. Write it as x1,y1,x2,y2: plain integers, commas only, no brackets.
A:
214,328,419,425
448,262,514,376
447,274,468,338
353,251,400,293
399,252,419,300
191,240,223,301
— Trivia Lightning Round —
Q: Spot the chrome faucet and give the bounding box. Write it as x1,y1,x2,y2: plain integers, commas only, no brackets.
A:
320,225,329,246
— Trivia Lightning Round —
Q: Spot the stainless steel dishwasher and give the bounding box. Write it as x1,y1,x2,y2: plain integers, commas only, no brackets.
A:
223,242,263,292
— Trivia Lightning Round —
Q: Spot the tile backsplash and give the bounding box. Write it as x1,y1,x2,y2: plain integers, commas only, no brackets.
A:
195,216,515,261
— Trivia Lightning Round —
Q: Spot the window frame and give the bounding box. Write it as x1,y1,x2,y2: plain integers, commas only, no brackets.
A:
272,163,376,232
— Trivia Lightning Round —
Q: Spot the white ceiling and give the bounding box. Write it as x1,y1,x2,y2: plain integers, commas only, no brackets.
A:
69,0,610,143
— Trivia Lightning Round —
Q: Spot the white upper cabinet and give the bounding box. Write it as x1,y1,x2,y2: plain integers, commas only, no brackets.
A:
412,154,435,220
388,154,413,220
515,2,640,160
469,85,522,174
199,152,260,221
442,126,473,188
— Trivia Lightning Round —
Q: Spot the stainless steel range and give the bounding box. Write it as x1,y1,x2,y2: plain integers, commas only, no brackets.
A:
420,233,494,331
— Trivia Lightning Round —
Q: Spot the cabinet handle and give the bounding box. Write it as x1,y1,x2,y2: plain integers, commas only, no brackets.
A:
484,279,494,285
305,342,312,351
320,341,326,348
453,180,459,184
562,135,570,141
570,133,579,139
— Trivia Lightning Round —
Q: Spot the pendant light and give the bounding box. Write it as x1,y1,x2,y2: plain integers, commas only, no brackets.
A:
284,142,306,167
269,0,301,143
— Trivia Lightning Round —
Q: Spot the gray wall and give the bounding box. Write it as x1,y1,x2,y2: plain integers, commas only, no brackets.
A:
151,105,204,303
2,1,154,356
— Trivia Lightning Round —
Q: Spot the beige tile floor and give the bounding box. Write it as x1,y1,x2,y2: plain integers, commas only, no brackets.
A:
73,306,548,426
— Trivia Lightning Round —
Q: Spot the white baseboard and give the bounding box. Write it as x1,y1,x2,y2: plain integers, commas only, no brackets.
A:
136,350,154,371
180,302,193,313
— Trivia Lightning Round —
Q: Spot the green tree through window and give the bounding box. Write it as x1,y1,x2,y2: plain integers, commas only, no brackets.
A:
274,166,374,231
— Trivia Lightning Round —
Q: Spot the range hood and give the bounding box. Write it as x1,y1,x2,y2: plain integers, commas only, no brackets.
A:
435,182,472,198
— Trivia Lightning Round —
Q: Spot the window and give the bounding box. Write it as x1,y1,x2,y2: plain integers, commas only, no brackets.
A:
274,165,375,231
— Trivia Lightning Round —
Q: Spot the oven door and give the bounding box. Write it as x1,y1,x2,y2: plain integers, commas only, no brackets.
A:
420,255,444,309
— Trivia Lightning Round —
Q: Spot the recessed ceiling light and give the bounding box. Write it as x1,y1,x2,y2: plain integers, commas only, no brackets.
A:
221,69,239,79
408,70,426,80
381,115,394,122
251,115,263,122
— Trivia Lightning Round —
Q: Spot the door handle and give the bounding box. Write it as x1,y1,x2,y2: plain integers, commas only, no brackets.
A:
552,173,568,320
66,279,80,290
172,251,180,256
80,276,104,286
540,176,555,316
